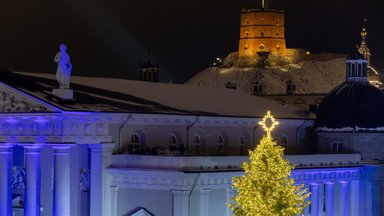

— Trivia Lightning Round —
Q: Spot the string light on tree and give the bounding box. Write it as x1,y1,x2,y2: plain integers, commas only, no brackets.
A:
229,111,309,216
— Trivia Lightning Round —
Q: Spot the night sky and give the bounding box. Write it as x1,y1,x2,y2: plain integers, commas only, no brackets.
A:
0,0,383,83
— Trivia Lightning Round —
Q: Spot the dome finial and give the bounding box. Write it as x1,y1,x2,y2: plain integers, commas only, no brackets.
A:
358,18,371,65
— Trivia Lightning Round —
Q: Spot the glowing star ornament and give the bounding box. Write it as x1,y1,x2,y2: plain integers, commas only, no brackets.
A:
258,110,279,140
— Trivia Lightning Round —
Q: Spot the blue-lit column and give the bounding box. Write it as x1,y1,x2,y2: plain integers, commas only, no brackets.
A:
52,145,72,216
88,144,114,216
303,183,310,216
325,182,334,216
310,183,320,216
23,144,43,216
172,190,190,216
350,180,359,216
110,186,119,216
339,181,349,216
199,188,211,216
226,187,236,216
0,144,13,216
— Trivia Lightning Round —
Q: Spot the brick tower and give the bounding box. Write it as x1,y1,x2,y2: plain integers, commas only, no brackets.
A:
238,0,286,57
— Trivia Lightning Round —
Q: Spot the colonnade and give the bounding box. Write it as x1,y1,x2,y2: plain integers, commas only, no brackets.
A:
0,143,113,216
303,180,360,216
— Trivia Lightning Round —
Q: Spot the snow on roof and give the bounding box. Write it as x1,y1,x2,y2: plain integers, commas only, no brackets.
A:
14,71,306,118
186,58,347,95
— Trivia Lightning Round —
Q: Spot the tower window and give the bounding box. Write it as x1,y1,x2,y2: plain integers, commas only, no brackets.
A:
245,19,249,25
244,44,249,50
260,32,264,37
276,19,280,26
259,44,265,50
276,31,279,38
245,31,248,37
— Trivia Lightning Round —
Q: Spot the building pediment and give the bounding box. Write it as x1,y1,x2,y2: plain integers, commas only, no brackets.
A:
0,82,56,113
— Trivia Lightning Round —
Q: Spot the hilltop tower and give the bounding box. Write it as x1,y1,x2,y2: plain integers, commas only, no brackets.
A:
238,0,286,57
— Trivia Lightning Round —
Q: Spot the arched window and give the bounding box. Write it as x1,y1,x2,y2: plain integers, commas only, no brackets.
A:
217,135,224,154
245,31,248,37
240,135,246,155
281,135,288,147
129,133,141,154
276,19,280,26
244,44,249,50
194,134,201,155
260,32,264,37
276,31,279,38
169,134,177,151
245,19,249,25
259,44,265,50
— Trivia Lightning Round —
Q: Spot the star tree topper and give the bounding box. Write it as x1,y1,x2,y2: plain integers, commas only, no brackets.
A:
258,110,279,140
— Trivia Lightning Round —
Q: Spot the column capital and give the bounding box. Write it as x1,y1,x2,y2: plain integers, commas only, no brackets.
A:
339,180,349,186
324,181,335,186
49,144,74,155
171,190,190,196
310,182,320,187
21,144,44,154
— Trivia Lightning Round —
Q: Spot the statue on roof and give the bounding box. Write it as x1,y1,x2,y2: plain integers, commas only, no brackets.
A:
54,44,72,89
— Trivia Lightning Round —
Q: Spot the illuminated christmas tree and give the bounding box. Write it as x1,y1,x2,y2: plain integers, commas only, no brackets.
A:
229,111,310,216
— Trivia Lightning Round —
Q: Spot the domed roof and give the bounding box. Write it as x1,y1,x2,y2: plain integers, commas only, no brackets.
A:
315,82,384,131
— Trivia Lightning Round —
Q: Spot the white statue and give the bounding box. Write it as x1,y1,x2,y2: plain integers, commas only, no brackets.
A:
54,44,72,89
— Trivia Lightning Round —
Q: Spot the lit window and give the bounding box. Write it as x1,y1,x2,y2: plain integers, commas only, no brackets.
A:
129,133,142,154
244,44,249,50
259,44,265,50
245,31,248,37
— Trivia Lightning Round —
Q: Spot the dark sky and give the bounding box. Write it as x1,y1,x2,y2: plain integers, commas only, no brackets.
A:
0,0,383,83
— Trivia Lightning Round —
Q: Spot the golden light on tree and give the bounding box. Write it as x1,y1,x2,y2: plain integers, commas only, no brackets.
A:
229,111,310,216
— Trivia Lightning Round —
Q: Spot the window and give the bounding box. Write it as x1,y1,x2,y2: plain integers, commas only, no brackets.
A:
276,19,280,26
169,134,177,151
194,134,201,155
357,63,362,76
281,135,288,147
259,44,265,50
260,32,264,37
129,133,141,154
332,142,343,153
245,31,248,37
245,19,249,25
276,31,279,38
217,135,224,154
240,135,246,155
244,44,249,50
